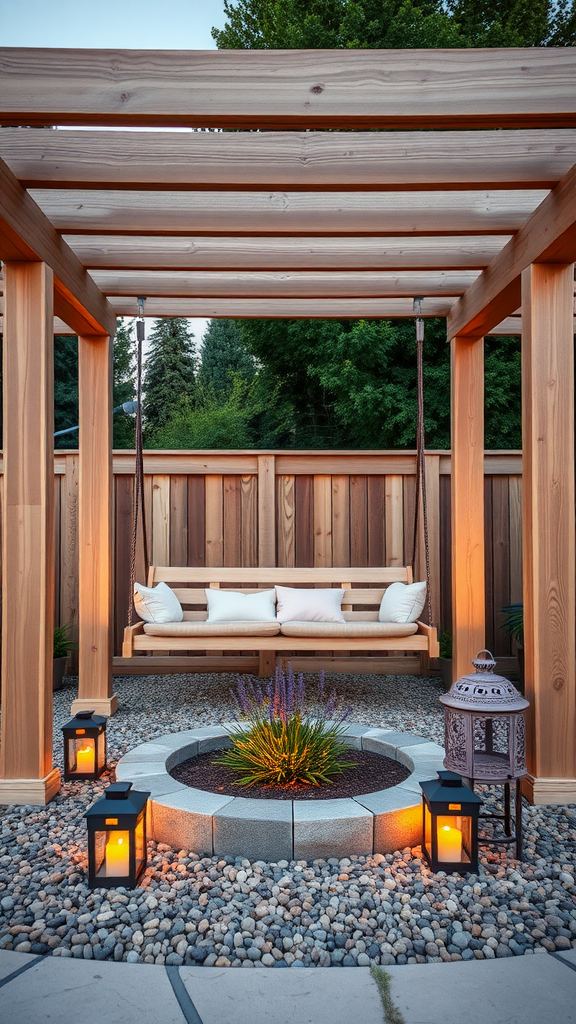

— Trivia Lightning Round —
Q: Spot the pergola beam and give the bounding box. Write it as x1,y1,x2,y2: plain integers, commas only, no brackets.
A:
90,269,479,299
447,162,576,339
0,157,117,337
1,48,574,129
106,296,455,317
32,188,547,238
3,128,576,191
64,235,510,271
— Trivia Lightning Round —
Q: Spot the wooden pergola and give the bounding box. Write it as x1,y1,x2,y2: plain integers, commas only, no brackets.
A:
0,47,574,809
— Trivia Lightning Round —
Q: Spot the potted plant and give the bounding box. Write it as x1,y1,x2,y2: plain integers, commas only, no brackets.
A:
500,603,524,690
439,631,452,691
53,623,76,691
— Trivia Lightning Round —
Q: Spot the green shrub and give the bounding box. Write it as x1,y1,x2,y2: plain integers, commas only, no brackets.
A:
214,669,355,788
53,623,76,659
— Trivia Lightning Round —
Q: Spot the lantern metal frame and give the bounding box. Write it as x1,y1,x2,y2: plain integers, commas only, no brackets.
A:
85,781,150,889
420,770,482,874
440,651,529,859
62,709,107,781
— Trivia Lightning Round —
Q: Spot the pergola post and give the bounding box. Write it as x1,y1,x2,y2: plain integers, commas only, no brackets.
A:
450,334,486,682
0,262,60,805
521,263,576,804
70,333,117,717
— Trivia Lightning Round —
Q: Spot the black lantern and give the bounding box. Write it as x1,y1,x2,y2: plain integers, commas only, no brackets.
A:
85,782,150,889
62,709,107,781
420,771,482,874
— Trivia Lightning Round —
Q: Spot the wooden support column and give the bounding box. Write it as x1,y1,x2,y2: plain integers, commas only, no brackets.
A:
450,335,485,682
0,262,60,805
521,263,576,804
71,333,117,717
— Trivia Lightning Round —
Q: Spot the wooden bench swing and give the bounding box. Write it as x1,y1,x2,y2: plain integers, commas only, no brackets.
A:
122,305,439,676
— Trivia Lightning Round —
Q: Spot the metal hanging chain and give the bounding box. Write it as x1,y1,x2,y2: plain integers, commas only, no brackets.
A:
128,299,149,627
410,299,434,627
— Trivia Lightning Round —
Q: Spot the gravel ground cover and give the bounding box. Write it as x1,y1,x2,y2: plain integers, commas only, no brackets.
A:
0,671,575,969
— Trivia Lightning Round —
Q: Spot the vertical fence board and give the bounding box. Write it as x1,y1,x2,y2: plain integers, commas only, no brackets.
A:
115,475,133,657
509,476,523,604
187,475,206,567
295,475,313,568
367,476,386,567
258,455,276,567
350,476,368,567
60,453,79,668
403,474,416,568
424,455,441,626
170,475,188,566
277,475,295,567
314,475,332,568
332,475,350,567
385,475,404,568
224,475,242,567
152,475,170,566
492,475,511,656
241,475,258,568
484,476,495,654
439,473,452,637
205,476,224,566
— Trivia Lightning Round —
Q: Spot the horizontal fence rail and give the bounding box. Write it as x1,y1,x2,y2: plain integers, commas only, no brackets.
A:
0,450,523,675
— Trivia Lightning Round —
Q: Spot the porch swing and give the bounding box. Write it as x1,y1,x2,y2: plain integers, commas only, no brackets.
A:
122,301,439,673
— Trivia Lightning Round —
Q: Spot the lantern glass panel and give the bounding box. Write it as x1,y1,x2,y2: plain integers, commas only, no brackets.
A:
96,731,107,774
95,829,131,880
435,815,473,864
135,816,145,878
69,736,96,775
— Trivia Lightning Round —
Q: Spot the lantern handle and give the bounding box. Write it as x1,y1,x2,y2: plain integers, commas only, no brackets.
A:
473,649,497,671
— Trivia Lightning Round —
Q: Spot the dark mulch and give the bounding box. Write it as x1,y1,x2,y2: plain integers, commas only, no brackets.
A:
170,748,410,800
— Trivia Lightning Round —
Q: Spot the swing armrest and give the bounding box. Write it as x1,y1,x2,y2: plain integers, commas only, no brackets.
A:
122,621,145,657
416,620,440,658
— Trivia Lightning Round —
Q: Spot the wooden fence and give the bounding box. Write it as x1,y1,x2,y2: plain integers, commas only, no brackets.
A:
11,449,522,673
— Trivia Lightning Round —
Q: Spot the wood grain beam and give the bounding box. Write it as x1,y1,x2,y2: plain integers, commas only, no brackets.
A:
106,296,456,318
90,269,479,299
522,263,576,794
0,157,116,336
447,162,576,339
0,262,60,804
1,48,574,129
32,188,546,238
66,235,510,271
3,128,575,190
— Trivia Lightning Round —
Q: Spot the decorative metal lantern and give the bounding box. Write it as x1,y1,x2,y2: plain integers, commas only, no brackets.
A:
420,770,482,873
440,651,529,857
62,709,107,781
85,781,150,889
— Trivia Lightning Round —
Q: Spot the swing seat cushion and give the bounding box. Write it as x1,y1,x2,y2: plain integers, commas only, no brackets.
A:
379,581,427,623
134,581,184,624
142,620,281,638
279,621,419,638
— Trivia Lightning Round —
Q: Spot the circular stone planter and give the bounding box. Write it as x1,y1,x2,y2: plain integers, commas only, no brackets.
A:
116,724,446,863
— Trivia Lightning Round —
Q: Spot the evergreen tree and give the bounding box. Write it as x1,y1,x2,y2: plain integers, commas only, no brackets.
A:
112,319,136,449
54,335,79,448
197,319,256,397
142,318,197,438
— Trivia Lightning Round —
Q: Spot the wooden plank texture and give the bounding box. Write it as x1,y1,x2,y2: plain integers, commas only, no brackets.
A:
2,48,574,128
522,263,576,783
0,262,56,794
258,455,276,567
277,475,295,568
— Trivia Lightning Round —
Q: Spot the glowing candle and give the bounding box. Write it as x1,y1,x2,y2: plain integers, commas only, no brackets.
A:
104,832,130,876
437,823,462,862
75,745,94,773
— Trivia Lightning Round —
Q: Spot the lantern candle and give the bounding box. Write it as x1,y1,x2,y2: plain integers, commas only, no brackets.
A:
102,831,130,877
437,823,462,862
75,745,94,773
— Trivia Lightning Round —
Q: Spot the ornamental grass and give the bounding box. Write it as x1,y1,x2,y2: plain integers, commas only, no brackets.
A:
214,668,355,788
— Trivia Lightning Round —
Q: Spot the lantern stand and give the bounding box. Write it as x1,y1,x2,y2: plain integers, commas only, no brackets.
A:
440,651,529,859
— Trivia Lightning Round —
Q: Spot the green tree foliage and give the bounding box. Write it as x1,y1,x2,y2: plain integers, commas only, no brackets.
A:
142,318,197,439
112,319,136,449
54,335,79,448
147,378,254,449
197,319,256,397
213,0,575,49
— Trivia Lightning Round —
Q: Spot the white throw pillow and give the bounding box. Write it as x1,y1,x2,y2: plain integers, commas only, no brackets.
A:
206,589,277,623
275,586,345,624
379,581,427,624
133,581,183,624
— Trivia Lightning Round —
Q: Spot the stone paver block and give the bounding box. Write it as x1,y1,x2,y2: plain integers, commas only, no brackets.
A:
149,788,234,855
213,797,293,862
115,759,168,779
118,772,184,800
0,949,38,982
293,798,373,861
353,787,420,815
360,728,398,757
340,723,371,749
373,801,422,853
183,724,233,753
378,731,431,749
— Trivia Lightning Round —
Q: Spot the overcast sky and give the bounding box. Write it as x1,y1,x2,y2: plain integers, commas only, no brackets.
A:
0,0,229,346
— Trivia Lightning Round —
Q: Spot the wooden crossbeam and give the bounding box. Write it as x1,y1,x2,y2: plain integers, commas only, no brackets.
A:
0,157,116,337
448,162,576,339
105,296,455,318
90,269,479,299
33,189,547,237
65,234,511,271
3,128,576,191
1,48,575,129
